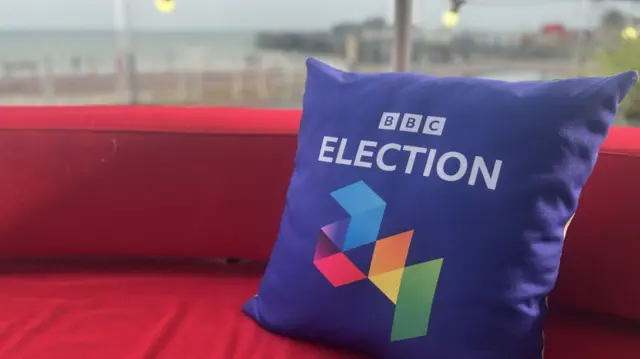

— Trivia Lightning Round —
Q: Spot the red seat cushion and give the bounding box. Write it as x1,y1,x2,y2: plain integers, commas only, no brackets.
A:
2,259,639,358
544,309,640,359
0,259,365,359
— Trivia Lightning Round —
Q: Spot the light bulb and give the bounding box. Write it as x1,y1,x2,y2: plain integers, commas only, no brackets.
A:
155,0,175,14
442,11,459,29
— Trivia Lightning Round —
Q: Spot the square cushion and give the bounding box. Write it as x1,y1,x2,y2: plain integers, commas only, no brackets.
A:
243,58,638,359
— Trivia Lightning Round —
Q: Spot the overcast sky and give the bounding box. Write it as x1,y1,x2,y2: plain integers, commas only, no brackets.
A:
0,0,636,31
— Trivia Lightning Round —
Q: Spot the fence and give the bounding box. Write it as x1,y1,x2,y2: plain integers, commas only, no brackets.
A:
0,50,316,107
0,29,592,107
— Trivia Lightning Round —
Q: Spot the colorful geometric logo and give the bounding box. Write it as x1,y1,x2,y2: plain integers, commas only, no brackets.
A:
313,180,444,342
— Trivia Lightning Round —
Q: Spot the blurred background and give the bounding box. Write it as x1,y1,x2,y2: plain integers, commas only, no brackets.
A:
0,0,638,126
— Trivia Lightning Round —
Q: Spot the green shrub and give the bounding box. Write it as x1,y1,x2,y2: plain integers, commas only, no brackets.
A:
597,40,640,124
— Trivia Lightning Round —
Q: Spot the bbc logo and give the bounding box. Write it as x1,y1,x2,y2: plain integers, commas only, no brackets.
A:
378,112,447,136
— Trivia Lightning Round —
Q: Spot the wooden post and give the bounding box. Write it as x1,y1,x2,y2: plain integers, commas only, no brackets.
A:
394,0,412,72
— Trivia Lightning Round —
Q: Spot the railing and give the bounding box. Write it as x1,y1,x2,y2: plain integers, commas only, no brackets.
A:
0,49,581,107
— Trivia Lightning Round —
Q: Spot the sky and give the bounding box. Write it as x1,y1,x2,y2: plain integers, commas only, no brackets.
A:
0,0,636,31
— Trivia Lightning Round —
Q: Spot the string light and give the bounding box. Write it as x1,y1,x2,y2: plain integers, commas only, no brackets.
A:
442,0,466,28
442,11,459,28
155,0,175,14
621,25,639,40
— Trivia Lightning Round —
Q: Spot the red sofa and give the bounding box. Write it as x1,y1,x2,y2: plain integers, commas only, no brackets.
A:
0,106,638,359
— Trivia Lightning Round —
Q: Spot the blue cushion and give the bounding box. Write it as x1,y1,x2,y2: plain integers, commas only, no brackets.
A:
243,58,638,358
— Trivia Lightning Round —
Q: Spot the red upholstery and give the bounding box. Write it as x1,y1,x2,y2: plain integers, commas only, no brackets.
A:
545,310,640,358
551,148,640,320
0,107,638,359
0,259,365,359
0,107,299,259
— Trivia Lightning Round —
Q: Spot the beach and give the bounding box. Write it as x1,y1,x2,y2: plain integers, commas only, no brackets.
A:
0,69,307,106
0,30,351,105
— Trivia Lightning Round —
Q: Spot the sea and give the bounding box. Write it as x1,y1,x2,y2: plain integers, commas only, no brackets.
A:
0,30,339,76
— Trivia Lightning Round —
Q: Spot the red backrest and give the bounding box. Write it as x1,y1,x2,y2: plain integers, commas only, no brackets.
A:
0,107,639,324
0,107,299,260
551,126,640,322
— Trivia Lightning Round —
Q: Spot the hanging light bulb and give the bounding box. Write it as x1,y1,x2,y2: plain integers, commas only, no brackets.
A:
442,0,465,29
621,25,638,40
442,11,459,29
155,0,175,14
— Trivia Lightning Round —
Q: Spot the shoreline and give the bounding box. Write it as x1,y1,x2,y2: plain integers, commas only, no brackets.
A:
0,69,307,106
0,59,591,106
